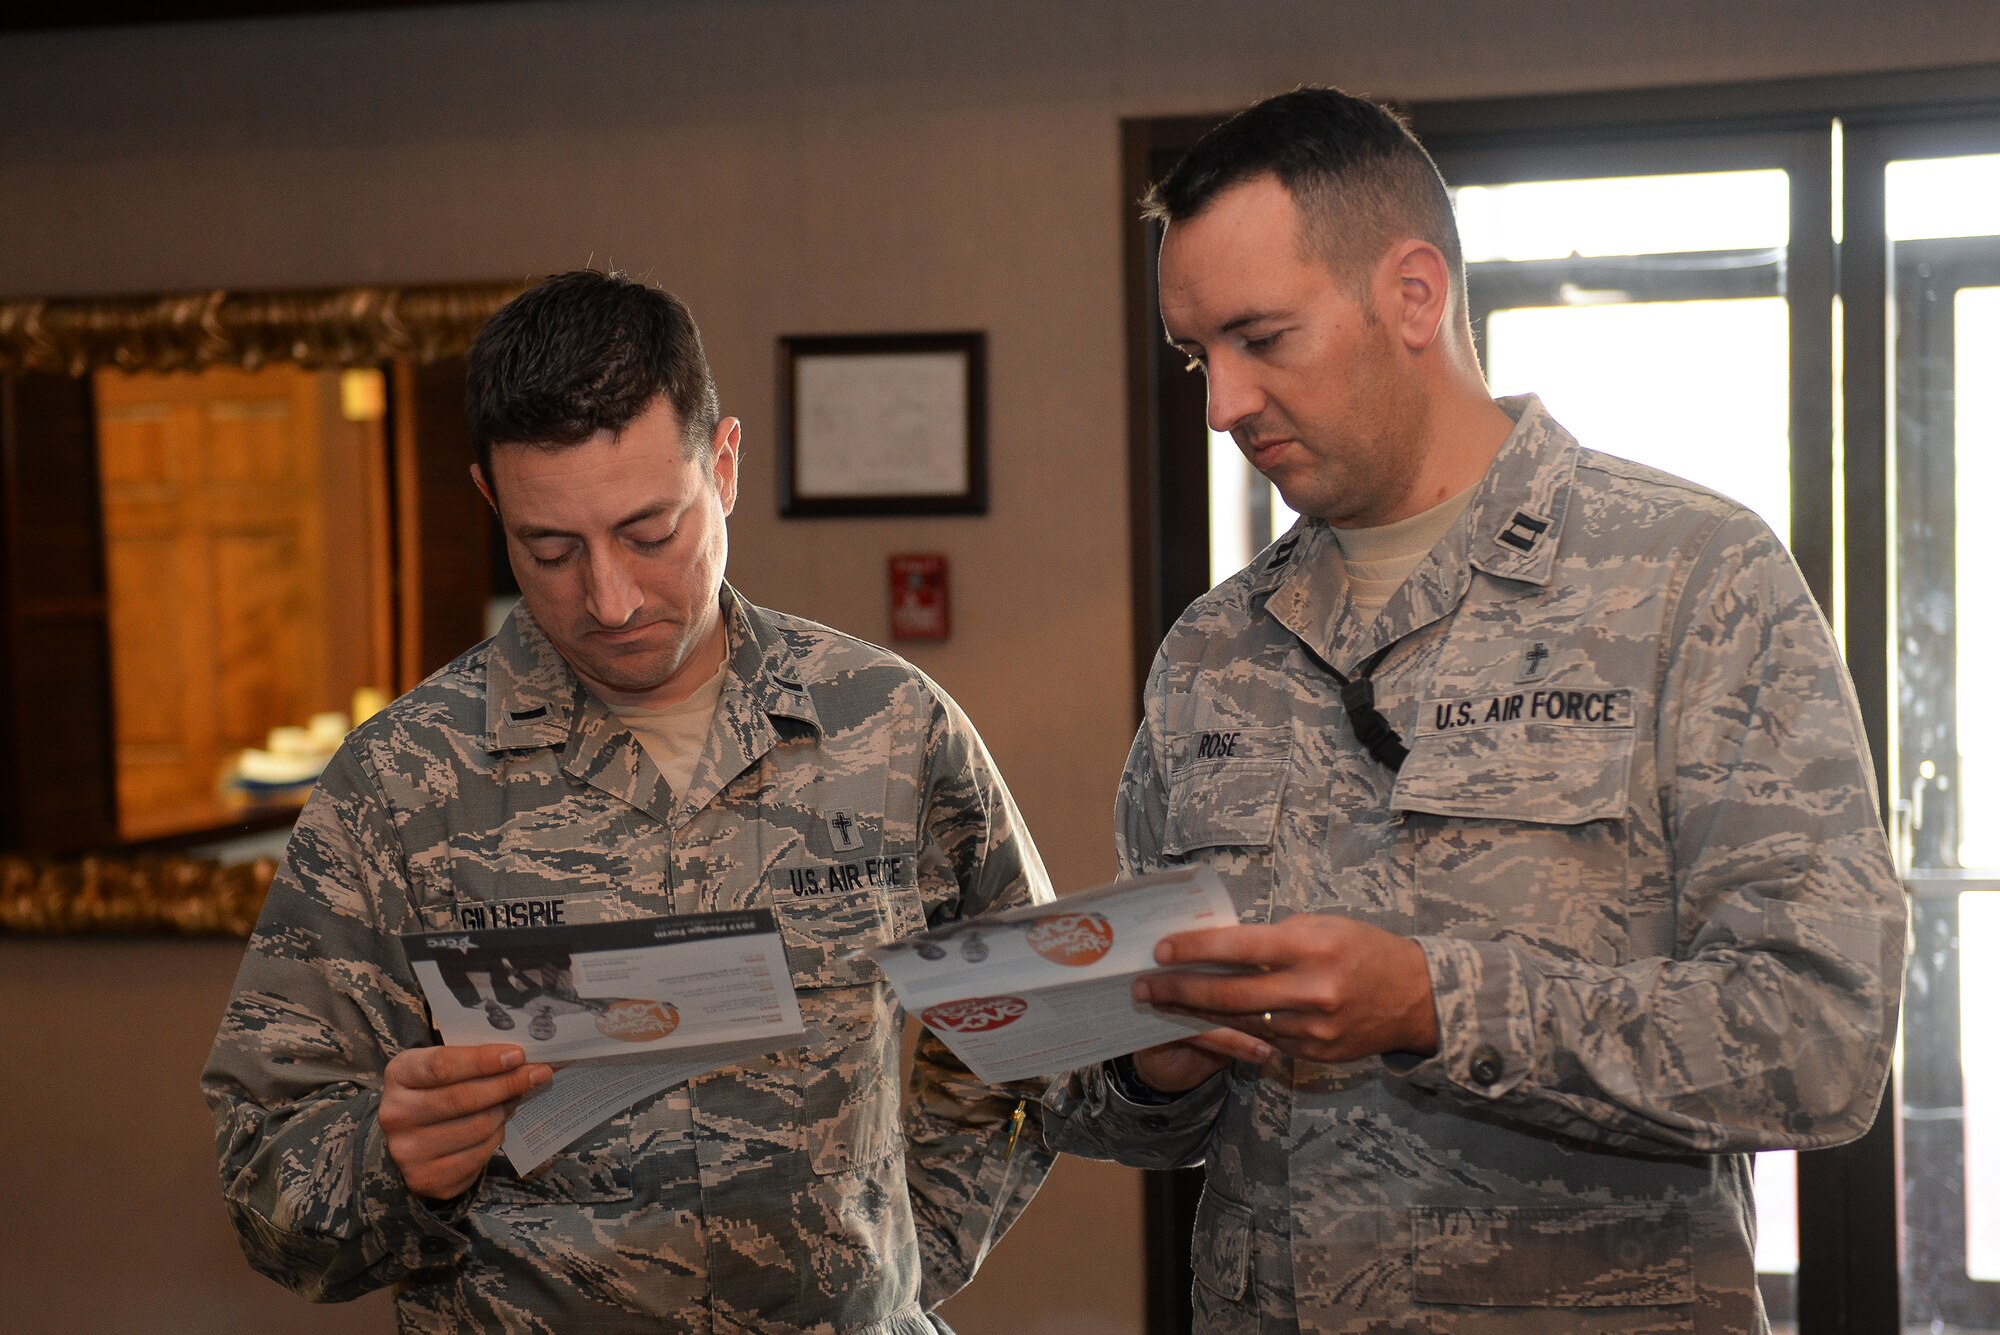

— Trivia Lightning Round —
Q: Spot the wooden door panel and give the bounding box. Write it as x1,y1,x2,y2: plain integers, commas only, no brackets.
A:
212,530,312,744
93,365,339,840
102,535,184,748
94,407,173,490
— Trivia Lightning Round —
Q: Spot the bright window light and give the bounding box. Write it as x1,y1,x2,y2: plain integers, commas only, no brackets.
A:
1207,431,1297,587
1887,154,2000,242
1754,1150,1799,1274
1208,429,1255,587
1963,891,2000,1281
1455,171,1789,263
1485,298,1791,541
1956,287,2000,870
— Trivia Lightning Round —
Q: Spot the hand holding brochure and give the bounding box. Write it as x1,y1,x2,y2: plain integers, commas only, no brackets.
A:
499,1031,813,1174
403,909,805,1171
865,867,1242,1083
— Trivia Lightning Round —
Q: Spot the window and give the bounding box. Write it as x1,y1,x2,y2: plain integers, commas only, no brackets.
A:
1880,134,2000,1332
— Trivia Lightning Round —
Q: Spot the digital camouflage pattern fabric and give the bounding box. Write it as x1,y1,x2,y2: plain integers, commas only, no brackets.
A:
1045,397,1906,1334
204,586,1054,1333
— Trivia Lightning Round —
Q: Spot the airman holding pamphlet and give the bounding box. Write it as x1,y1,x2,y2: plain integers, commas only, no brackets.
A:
202,270,1053,1333
1043,87,1906,1334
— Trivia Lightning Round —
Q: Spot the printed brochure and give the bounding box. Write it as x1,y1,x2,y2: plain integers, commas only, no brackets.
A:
865,866,1242,1083
402,909,805,1171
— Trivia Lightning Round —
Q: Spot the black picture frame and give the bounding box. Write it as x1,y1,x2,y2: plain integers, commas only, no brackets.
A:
776,331,987,517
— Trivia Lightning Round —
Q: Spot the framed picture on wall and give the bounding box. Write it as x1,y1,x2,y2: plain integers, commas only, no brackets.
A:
776,331,987,517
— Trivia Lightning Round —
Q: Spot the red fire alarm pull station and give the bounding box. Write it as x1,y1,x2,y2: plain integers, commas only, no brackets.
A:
889,554,950,641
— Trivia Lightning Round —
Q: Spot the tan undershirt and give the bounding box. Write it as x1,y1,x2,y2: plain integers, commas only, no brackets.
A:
1332,484,1479,623
609,662,728,801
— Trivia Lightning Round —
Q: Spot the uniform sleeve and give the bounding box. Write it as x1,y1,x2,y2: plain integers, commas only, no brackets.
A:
1042,651,1232,1169
1399,511,1907,1154
901,685,1060,1310
200,747,465,1300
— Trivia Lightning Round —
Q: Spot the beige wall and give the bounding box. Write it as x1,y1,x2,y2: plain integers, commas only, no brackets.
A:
3,2,1997,1332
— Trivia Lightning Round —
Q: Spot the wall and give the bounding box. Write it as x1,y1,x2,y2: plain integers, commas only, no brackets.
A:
2,2,1997,1332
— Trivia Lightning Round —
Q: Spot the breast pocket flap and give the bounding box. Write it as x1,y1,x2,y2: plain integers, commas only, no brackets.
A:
1393,726,1634,826
1161,728,1291,856
773,894,889,990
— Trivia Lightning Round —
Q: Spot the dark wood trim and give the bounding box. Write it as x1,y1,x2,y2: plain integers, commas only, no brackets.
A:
389,357,492,688
1120,111,1222,1335
1122,115,1222,711
1786,127,1840,613
0,373,119,855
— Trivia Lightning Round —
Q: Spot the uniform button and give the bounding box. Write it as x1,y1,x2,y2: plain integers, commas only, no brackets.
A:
420,1238,449,1254
1142,1115,1170,1131
1468,1045,1504,1086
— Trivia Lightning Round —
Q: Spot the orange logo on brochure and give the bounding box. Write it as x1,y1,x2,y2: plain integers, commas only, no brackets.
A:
921,995,1030,1034
594,999,680,1042
1026,912,1115,967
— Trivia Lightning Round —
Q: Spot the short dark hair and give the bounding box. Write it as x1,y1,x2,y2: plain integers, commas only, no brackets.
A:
465,269,722,479
1143,86,1462,293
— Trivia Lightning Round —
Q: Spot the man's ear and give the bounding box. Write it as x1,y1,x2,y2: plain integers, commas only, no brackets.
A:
470,462,498,514
1386,239,1452,354
710,417,742,518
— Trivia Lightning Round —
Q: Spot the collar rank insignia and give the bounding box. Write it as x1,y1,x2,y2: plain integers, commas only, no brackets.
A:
825,809,864,853
1496,509,1552,554
1516,641,1552,683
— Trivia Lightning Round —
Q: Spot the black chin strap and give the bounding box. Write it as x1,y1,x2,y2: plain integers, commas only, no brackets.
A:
1326,642,1408,772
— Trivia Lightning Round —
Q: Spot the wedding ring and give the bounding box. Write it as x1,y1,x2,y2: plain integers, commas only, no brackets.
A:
1259,1010,1276,1038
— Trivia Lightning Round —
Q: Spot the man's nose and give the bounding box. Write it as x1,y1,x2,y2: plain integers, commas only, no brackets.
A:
583,549,643,628
1204,355,1263,435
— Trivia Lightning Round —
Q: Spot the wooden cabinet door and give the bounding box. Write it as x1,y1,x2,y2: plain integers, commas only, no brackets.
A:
95,366,336,840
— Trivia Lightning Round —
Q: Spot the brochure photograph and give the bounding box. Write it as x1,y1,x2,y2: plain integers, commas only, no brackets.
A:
402,909,804,1065
865,866,1245,1083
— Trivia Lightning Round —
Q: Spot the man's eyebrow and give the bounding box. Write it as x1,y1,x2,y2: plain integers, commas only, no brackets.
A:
1165,309,1287,351
1219,309,1284,335
513,501,675,541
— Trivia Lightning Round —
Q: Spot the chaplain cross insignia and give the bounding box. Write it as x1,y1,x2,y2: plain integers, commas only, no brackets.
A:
1518,641,1552,682
826,810,863,852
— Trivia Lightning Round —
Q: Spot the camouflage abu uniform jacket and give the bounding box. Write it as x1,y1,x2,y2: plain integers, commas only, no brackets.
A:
203,586,1054,1334
1045,397,1905,1334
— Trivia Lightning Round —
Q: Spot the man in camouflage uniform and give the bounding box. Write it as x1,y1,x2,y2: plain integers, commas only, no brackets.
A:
1044,88,1905,1333
203,271,1053,1332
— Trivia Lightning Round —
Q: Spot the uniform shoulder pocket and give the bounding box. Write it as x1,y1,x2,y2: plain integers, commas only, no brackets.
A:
1161,726,1291,855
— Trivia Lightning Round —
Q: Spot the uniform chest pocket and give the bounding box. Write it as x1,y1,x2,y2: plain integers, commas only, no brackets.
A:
1392,724,1636,966
1158,727,1290,923
772,891,905,1174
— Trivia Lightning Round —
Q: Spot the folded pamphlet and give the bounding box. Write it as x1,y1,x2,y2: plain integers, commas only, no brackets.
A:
865,866,1243,1083
403,909,805,1171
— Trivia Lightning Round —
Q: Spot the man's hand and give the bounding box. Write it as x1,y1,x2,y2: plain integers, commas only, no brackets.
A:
1130,1028,1273,1095
380,1044,553,1200
1131,915,1440,1068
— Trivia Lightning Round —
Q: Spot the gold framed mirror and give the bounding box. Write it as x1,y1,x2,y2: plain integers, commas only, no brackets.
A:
0,281,520,933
